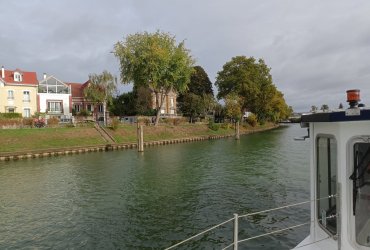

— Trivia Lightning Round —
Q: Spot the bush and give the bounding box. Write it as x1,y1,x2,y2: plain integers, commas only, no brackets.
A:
32,112,46,118
172,118,185,126
221,123,231,129
110,117,120,131
47,117,59,127
0,113,22,119
137,116,151,125
34,118,46,128
246,114,258,127
22,118,34,128
77,109,91,117
208,120,220,131
0,119,22,128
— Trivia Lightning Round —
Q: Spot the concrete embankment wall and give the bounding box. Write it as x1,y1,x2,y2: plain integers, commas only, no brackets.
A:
0,125,278,161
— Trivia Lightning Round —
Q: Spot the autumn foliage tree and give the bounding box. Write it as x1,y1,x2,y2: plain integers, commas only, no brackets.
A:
224,94,242,139
84,70,116,126
114,31,194,125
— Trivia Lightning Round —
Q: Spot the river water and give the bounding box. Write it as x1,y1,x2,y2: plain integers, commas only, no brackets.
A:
0,124,310,249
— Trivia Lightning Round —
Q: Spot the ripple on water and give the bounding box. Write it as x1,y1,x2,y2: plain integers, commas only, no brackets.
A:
0,124,310,249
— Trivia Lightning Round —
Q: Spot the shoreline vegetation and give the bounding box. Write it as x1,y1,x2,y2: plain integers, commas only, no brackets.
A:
0,122,278,161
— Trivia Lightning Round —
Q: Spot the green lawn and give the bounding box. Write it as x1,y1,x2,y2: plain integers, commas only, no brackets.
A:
0,123,276,153
0,127,105,153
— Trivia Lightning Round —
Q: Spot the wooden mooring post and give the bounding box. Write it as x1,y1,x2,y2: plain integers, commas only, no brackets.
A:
137,123,144,152
235,121,240,140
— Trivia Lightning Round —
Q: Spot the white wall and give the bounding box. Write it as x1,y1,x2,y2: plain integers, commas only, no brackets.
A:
38,93,71,115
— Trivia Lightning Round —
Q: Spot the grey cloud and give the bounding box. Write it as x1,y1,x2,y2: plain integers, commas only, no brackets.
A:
2,0,370,112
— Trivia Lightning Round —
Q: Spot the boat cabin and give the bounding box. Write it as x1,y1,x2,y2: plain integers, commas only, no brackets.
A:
295,89,370,249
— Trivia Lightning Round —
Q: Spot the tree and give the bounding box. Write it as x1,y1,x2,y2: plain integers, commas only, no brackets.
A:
215,56,288,122
338,103,344,109
321,104,329,111
311,105,318,112
178,65,216,121
178,93,203,123
134,86,155,115
111,92,136,116
224,94,242,139
188,66,213,96
84,70,116,126
214,103,226,123
114,31,194,125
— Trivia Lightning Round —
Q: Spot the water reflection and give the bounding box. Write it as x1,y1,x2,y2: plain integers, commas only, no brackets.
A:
0,124,310,249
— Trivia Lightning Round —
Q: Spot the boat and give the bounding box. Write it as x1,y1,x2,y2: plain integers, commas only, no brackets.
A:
166,89,370,249
295,89,370,249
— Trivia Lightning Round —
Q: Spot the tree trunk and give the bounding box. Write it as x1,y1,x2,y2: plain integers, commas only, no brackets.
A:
154,92,166,126
103,101,107,126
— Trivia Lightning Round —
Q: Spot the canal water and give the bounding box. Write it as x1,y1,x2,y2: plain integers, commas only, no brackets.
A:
0,124,310,249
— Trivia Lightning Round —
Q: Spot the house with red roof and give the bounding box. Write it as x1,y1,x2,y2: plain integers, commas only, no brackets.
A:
67,81,105,121
0,66,38,117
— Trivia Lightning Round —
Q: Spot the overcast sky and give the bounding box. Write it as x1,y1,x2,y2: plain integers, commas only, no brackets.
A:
2,0,370,112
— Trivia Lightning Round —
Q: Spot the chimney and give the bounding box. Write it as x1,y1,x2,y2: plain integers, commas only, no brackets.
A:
1,66,4,79
43,73,46,79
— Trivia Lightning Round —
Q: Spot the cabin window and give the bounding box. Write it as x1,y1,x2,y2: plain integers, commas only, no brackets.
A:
351,143,370,246
317,136,337,235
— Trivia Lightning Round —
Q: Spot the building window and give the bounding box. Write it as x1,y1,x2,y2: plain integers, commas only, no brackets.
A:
14,72,22,82
170,98,174,108
23,91,30,102
98,105,103,113
351,142,370,246
48,101,62,113
74,104,80,112
8,90,14,100
87,104,92,112
8,107,15,113
317,136,337,235
23,108,31,118
38,77,70,94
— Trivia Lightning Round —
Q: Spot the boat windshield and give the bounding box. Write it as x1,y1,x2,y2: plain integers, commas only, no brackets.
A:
352,143,370,247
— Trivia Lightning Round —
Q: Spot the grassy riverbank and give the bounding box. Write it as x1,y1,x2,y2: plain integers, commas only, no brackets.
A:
0,122,277,154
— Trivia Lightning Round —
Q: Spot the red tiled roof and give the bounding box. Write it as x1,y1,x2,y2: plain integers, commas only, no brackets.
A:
67,81,89,98
2,68,38,85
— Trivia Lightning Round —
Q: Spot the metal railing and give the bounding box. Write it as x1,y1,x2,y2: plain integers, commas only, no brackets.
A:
165,194,337,250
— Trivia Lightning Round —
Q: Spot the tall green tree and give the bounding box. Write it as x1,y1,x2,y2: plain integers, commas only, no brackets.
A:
114,31,194,125
111,92,136,116
215,56,289,122
188,66,213,96
178,65,215,120
84,70,116,126
178,93,203,123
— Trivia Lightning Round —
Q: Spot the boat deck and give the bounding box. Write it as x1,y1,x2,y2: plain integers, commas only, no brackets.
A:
293,236,337,250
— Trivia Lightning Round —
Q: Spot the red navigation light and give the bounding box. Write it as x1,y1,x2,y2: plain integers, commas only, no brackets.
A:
347,89,360,108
